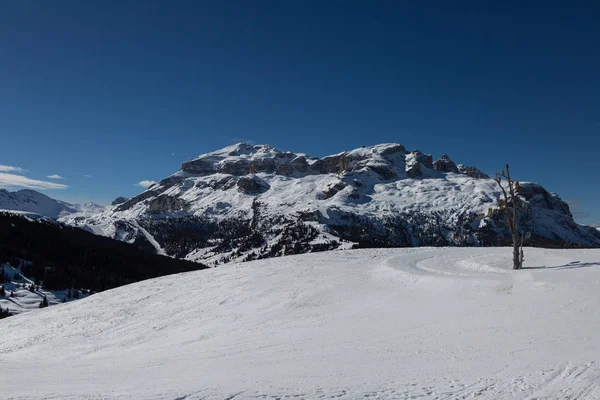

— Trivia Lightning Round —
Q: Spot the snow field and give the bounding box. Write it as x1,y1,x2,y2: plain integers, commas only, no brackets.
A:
1,247,600,399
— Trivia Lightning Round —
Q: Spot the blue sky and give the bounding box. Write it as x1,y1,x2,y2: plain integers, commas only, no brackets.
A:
1,1,598,225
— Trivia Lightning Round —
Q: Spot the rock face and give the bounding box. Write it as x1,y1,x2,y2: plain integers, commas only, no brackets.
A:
111,197,129,206
405,150,434,178
433,154,459,173
60,142,600,265
457,165,489,179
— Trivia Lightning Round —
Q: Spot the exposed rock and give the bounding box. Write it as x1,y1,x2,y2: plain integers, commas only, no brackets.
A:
181,159,215,174
433,154,459,173
367,165,397,180
218,159,250,175
290,156,309,173
237,176,270,194
116,190,159,212
111,197,130,206
212,176,237,191
157,176,185,189
410,150,433,169
517,183,569,213
275,163,294,176
405,150,433,177
317,182,347,200
249,158,276,173
457,165,489,179
147,195,189,213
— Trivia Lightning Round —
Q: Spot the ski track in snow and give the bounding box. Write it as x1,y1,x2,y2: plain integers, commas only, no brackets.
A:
2,247,600,399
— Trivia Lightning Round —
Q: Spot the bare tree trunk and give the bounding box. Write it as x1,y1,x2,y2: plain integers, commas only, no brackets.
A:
512,238,520,270
495,164,524,271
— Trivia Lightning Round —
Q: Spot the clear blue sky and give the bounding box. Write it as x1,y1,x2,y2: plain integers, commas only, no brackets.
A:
1,1,598,225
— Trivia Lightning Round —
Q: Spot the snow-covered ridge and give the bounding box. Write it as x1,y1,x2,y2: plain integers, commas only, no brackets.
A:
0,189,76,219
61,142,600,264
0,189,104,219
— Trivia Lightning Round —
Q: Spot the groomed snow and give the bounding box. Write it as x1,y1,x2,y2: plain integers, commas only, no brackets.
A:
2,247,600,399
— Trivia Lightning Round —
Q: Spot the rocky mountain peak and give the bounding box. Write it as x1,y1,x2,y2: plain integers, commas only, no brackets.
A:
433,154,459,173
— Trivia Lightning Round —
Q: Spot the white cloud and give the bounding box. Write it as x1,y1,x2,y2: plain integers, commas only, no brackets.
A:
47,174,64,179
0,164,25,173
0,173,68,190
135,180,157,188
84,174,92,178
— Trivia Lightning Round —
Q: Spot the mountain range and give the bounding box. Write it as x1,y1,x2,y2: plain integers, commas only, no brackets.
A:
49,142,600,264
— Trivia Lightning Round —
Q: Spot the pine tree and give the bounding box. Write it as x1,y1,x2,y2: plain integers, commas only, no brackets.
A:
39,295,49,308
0,285,5,297
29,284,35,293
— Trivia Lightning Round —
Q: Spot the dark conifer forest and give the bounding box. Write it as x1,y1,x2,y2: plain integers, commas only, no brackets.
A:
0,212,208,293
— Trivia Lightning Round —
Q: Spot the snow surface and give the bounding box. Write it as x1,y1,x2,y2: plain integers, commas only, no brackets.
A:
2,247,600,399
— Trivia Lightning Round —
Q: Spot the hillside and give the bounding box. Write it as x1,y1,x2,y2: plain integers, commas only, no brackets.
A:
0,211,207,315
1,247,600,399
61,142,600,264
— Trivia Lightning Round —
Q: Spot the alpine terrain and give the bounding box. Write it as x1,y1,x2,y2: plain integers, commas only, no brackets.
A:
61,143,600,264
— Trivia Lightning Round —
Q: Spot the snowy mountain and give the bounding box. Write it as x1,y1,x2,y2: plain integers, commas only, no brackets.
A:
61,142,600,264
2,247,600,399
0,189,78,219
0,188,105,219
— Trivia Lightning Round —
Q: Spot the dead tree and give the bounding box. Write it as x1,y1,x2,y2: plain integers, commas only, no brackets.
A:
494,164,528,270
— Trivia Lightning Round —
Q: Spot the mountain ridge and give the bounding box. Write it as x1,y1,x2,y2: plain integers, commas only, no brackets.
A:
0,188,105,219
59,142,600,264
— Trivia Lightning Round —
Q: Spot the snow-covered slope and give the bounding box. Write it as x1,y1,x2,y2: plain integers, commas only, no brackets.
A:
62,143,600,264
0,189,78,219
0,263,87,315
2,247,600,399
0,189,104,219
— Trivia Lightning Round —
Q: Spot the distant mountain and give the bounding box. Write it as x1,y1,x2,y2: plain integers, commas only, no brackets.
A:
0,189,105,219
0,189,77,219
61,142,600,265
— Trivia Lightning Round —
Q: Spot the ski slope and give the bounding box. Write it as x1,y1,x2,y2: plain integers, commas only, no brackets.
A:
2,247,600,399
